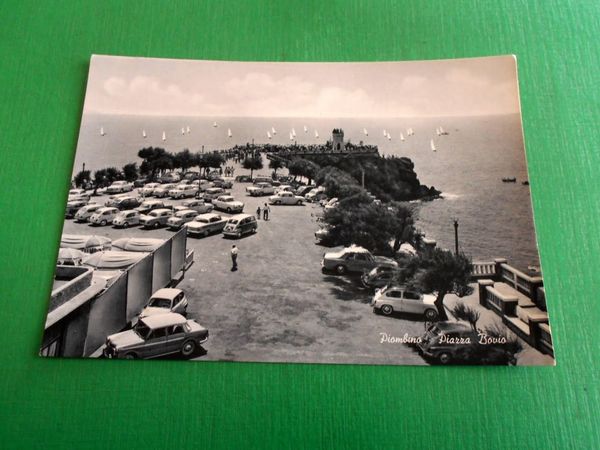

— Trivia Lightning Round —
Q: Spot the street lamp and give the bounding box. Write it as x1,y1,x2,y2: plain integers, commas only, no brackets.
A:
453,219,459,255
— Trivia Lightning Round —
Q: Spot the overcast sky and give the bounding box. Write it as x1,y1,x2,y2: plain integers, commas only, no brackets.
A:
84,55,520,118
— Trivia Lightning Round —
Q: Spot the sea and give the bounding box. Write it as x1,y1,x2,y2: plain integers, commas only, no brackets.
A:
73,113,540,271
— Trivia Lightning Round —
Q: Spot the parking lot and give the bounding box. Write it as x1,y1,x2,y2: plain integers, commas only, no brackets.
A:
62,172,428,365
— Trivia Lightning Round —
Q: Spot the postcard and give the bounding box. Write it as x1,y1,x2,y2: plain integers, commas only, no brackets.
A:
41,55,555,365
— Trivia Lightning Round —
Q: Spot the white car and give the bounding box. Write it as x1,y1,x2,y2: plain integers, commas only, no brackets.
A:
246,182,275,196
269,192,304,205
371,286,438,320
305,187,326,202
106,181,134,194
192,179,213,192
275,185,294,193
186,213,228,237
203,187,227,202
139,288,188,318
212,195,244,213
169,184,198,199
174,199,214,214
74,203,103,222
167,209,199,230
89,207,119,226
112,210,141,228
323,197,339,210
140,208,173,228
139,183,160,196
153,183,177,198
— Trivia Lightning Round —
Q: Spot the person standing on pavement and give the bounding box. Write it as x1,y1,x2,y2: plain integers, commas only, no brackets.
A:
263,203,270,221
256,205,261,220
230,245,238,271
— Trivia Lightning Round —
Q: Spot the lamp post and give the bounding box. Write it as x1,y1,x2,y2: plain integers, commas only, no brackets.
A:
453,219,459,255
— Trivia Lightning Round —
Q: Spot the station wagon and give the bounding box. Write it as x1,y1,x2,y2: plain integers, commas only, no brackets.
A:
222,214,258,238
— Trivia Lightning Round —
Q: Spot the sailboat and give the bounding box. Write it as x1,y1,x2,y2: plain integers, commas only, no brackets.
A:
162,131,166,141
430,139,437,152
291,128,296,137
303,125,308,133
383,129,387,137
271,126,276,135
387,132,392,141
436,127,441,136
408,128,414,136
439,126,448,135
400,132,405,141
227,128,232,138
314,130,319,138
186,126,190,134
100,127,105,136
181,127,185,135
363,128,368,136
213,121,218,127
267,131,272,139
142,129,147,138
289,132,294,141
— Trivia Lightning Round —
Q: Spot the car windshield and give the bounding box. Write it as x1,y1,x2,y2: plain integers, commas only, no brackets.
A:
228,219,239,225
149,298,172,308
149,211,160,217
196,219,209,224
133,322,150,339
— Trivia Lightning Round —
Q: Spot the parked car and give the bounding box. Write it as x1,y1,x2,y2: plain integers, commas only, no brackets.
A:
106,181,134,194
139,288,188,318
305,187,327,203
269,191,304,205
169,184,198,199
74,203,103,222
186,213,228,237
68,189,90,202
183,171,201,181
153,183,178,198
139,183,160,196
89,207,119,226
246,182,275,196
68,188,87,197
106,195,141,210
213,195,244,213
159,172,181,183
321,245,398,275
133,178,148,188
167,209,199,230
371,285,438,320
112,210,141,228
235,175,252,183
295,185,316,197
361,266,400,290
140,208,173,228
135,199,168,215
203,187,227,202
252,176,272,185
65,199,88,219
315,225,334,246
277,175,294,184
275,185,294,193
323,197,339,210
103,313,208,359
192,179,212,192
222,214,258,238
175,199,214,214
417,321,515,365
212,177,234,189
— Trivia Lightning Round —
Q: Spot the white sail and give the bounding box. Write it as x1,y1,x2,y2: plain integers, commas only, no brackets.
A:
387,132,392,140
289,132,294,141
303,125,308,133
363,128,368,136
181,127,185,135
383,129,387,136
292,128,296,137
142,129,147,138
267,131,272,139
430,139,437,152
436,127,441,136
100,127,105,136
315,130,319,138
272,127,276,135
400,132,405,141
162,131,166,141
186,126,190,134
228,128,232,138
408,128,414,136
213,121,218,127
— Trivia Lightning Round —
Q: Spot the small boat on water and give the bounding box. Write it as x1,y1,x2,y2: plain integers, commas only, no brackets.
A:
267,131,272,139
181,127,185,135
142,129,147,138
272,126,276,135
502,177,517,183
213,121,218,127
162,131,166,141
314,130,319,138
289,132,294,141
100,127,105,136
400,132,405,141
303,125,308,133
407,128,414,136
186,126,191,134
228,128,232,138
439,126,449,136
363,128,368,136
387,132,392,140
292,128,296,137
383,129,387,137
430,139,437,152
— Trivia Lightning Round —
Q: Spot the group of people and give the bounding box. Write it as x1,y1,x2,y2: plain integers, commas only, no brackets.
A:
223,166,235,177
256,203,271,221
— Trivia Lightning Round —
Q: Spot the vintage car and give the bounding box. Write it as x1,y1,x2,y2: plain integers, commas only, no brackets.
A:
175,199,214,214
234,175,252,183
222,214,258,238
246,182,275,196
68,188,87,197
140,208,173,228
106,180,134,194
169,184,198,199
105,195,141,210
315,225,334,246
295,185,316,197
139,182,160,196
135,199,168,215
212,177,234,189
212,195,244,213
268,191,304,205
183,171,201,181
417,321,515,365
65,199,89,219
67,188,91,202
275,185,294,193
202,187,227,202
371,285,438,320
112,210,141,228
103,313,208,359
361,266,401,290
323,197,339,210
153,183,178,198
139,288,188,318
159,172,181,183
252,176,272,185
305,187,327,203
321,245,398,275
192,179,213,192
167,209,199,230
74,203,103,222
89,207,119,226
186,213,228,237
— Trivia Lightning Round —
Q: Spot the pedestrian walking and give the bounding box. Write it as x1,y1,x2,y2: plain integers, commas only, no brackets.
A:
263,203,270,221
256,205,261,220
230,245,238,271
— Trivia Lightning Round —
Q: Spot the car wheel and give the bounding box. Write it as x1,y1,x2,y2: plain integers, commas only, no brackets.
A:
227,207,232,213
181,340,196,357
296,200,302,205
381,304,393,316
275,200,281,205
236,230,242,238
335,265,346,275
437,352,452,365
123,221,129,228
100,220,107,226
425,309,438,321
124,352,137,360
154,222,160,229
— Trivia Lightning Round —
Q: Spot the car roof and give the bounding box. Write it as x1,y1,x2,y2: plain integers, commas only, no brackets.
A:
344,245,370,253
175,209,197,215
196,213,220,220
151,288,182,300
141,312,187,329
151,208,172,213
229,213,253,220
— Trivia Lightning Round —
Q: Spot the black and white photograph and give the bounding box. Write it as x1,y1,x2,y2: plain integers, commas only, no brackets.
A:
41,55,555,365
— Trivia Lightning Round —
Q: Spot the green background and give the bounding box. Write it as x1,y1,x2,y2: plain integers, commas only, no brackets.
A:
1,1,598,448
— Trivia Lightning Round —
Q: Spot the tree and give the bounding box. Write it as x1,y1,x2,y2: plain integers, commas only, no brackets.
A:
122,163,138,182
388,202,418,252
137,147,172,180
174,149,194,173
203,152,225,172
269,158,284,176
288,159,319,184
105,167,122,183
73,170,91,188
411,249,473,321
242,153,263,179
92,168,108,194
